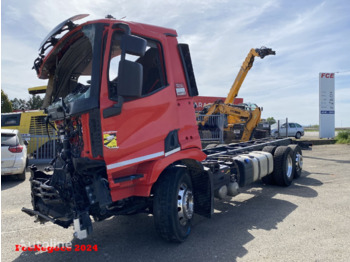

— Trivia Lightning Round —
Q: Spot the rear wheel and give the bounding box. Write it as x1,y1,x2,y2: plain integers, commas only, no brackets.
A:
273,146,295,186
153,167,194,242
288,144,303,179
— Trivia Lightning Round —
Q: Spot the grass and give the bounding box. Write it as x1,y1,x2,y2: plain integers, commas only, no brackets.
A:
335,130,350,144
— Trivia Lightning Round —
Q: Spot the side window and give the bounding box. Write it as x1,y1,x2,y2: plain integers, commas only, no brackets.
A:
289,123,296,128
281,123,286,128
17,134,24,145
1,114,21,127
108,32,166,99
296,124,302,128
1,134,18,146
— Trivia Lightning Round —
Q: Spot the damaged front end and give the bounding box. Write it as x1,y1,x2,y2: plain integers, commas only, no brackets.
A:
22,15,113,239
23,14,151,239
22,112,149,239
22,118,112,239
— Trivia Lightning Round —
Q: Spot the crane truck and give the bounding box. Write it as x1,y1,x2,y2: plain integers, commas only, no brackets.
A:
198,47,275,142
22,15,304,242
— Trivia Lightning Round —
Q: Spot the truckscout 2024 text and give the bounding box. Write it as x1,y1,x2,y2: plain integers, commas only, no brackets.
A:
22,14,304,242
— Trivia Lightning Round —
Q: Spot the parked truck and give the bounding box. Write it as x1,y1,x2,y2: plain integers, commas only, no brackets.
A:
22,14,303,242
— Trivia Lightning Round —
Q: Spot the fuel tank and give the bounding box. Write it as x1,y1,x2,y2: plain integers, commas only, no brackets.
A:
232,151,273,187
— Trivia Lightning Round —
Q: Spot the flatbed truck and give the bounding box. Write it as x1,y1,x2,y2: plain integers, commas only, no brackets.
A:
22,14,303,242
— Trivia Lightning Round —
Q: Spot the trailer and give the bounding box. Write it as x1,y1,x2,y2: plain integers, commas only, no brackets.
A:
22,14,304,243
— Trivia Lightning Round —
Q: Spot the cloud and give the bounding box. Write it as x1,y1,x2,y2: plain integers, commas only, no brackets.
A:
1,0,350,126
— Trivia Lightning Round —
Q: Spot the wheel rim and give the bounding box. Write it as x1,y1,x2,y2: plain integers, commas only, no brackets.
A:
286,154,293,178
177,183,194,226
296,153,303,170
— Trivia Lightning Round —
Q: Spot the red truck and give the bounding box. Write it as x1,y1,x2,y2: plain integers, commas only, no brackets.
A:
23,15,303,242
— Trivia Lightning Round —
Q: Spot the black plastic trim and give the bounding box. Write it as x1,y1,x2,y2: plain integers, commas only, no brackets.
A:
113,174,144,183
89,108,103,157
164,129,180,153
178,44,199,97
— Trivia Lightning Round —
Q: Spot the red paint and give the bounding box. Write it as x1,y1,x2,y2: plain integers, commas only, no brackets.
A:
37,19,208,202
97,21,205,201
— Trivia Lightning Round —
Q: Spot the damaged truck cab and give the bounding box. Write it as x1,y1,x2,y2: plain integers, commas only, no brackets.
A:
23,15,303,242
23,15,211,241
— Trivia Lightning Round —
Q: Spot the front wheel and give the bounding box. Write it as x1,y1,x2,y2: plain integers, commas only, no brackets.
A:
153,167,194,242
295,132,301,139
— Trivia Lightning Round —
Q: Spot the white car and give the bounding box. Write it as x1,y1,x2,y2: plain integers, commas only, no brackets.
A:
271,122,305,139
1,129,28,180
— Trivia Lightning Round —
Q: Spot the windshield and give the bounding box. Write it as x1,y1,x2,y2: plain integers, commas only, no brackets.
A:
52,30,93,103
1,134,18,147
43,23,105,117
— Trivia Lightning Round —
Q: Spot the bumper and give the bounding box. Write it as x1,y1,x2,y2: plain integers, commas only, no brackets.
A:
1,166,25,176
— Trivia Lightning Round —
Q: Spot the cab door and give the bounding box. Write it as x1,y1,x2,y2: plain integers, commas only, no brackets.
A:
99,28,176,174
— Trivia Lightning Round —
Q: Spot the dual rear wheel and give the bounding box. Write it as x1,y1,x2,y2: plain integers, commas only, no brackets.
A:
262,144,303,186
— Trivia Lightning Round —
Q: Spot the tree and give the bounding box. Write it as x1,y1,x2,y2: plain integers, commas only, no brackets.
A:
26,95,44,110
1,90,13,113
266,117,276,125
11,98,28,111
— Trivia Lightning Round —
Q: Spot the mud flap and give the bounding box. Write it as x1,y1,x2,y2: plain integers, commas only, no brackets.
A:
192,167,214,218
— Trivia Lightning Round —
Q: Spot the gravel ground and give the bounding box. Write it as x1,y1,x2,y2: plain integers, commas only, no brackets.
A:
2,144,350,262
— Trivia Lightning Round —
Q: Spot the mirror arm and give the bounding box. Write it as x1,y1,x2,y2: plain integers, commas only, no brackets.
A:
103,96,124,118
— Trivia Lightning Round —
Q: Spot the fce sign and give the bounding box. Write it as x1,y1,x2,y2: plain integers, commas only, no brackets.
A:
319,72,335,138
320,73,334,78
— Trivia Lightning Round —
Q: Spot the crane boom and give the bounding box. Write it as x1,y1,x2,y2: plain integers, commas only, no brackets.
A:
225,47,275,104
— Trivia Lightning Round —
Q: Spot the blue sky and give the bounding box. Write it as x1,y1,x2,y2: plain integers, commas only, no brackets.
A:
2,0,350,126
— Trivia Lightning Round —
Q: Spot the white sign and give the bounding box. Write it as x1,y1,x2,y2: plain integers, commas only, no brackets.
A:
319,73,335,138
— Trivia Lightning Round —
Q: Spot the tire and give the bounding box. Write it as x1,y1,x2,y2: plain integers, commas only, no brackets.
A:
17,169,26,181
295,132,301,139
153,167,194,242
288,144,303,179
273,146,295,186
261,146,277,185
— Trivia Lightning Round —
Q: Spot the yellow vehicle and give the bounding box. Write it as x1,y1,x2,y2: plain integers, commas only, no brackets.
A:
198,47,275,142
1,86,55,158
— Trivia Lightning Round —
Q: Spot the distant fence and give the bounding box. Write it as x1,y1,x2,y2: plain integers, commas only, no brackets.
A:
196,114,225,143
27,134,58,165
271,118,296,138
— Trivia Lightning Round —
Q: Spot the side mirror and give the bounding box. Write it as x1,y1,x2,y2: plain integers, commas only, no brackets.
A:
121,34,147,57
24,140,29,146
117,60,143,97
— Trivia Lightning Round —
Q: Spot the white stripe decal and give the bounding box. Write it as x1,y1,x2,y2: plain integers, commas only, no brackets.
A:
107,151,164,170
164,147,181,157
